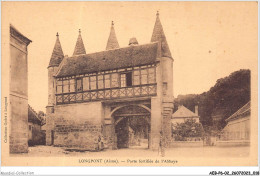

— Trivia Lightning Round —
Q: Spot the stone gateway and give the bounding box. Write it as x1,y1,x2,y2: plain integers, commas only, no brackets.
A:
45,12,174,151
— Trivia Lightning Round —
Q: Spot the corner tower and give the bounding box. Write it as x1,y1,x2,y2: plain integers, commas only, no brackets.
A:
73,29,86,56
46,32,64,114
150,12,174,150
106,21,120,50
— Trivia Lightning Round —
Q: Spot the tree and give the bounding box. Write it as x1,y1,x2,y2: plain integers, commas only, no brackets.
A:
172,119,204,141
174,69,250,130
38,111,46,125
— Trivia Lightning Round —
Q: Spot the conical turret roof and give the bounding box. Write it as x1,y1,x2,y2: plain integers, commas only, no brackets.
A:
151,12,172,58
73,29,86,56
49,33,64,67
106,21,120,50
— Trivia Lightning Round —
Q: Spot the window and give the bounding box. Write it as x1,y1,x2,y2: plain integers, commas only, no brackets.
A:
148,68,156,83
63,80,69,93
98,75,104,89
90,76,97,90
105,74,110,88
29,125,32,131
121,72,132,87
83,77,90,91
120,74,126,87
133,70,140,85
51,107,54,113
70,79,75,92
163,82,168,95
141,69,148,84
126,72,132,86
111,73,119,88
57,80,62,94
76,79,82,92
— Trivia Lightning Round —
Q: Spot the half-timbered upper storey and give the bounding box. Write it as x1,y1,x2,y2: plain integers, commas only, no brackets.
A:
55,42,159,104
48,12,172,105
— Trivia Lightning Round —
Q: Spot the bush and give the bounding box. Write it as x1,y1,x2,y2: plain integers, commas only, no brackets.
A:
172,119,204,141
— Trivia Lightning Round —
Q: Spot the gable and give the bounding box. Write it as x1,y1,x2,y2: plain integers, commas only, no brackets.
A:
172,106,198,118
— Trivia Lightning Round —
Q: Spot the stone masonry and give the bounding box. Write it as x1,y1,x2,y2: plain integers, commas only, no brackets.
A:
9,25,31,153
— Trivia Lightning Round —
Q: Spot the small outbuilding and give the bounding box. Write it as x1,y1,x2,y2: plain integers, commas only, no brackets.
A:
218,101,250,146
172,105,200,124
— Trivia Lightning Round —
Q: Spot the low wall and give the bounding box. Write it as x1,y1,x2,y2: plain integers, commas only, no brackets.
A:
216,140,250,147
170,141,203,147
54,117,102,151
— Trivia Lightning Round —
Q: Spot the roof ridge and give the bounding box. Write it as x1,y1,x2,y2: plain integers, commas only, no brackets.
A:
172,105,198,118
28,104,42,122
56,42,158,77
68,42,159,58
226,101,250,121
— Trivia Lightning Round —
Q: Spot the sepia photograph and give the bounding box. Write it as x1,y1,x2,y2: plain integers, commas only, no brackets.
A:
1,1,258,171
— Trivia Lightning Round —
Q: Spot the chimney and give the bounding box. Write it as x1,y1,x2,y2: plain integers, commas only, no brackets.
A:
195,105,198,115
129,37,138,46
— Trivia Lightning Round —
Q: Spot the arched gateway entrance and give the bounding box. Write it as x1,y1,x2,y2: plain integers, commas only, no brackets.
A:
112,105,151,149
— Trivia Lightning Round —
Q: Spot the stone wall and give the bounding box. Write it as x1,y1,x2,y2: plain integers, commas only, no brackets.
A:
170,141,203,147
54,117,102,150
9,26,31,153
216,140,250,147
47,101,104,150
9,96,28,153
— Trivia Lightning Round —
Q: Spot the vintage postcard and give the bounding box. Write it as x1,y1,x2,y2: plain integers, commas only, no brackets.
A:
1,1,258,168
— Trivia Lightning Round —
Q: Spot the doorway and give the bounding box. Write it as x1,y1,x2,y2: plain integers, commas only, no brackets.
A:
112,105,151,149
115,116,150,149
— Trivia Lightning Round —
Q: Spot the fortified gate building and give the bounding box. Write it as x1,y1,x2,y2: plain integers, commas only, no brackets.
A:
45,12,174,150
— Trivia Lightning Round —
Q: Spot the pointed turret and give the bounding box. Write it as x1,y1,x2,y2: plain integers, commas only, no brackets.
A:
106,21,120,50
49,32,64,67
151,11,172,58
73,29,86,56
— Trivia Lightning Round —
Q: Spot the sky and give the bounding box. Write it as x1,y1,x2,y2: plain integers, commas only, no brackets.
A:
2,2,258,112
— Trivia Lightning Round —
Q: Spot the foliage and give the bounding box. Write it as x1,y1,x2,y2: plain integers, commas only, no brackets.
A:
38,111,46,125
174,69,250,130
172,119,204,141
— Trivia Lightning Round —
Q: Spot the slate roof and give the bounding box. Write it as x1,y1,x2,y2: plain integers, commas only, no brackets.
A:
106,21,120,50
49,33,64,67
226,101,250,122
56,42,159,78
151,12,172,58
172,105,199,118
73,30,86,56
